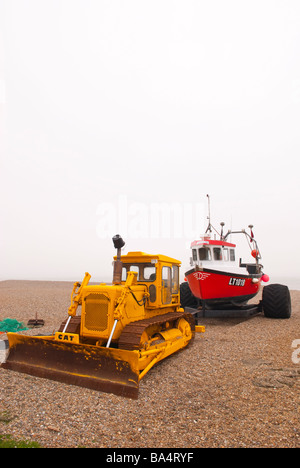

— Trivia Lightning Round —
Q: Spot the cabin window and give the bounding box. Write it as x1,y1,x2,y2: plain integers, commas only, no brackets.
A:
198,247,211,261
192,249,197,261
122,265,138,281
129,265,139,274
143,265,156,281
172,265,179,294
223,248,229,261
213,247,222,260
230,249,235,261
162,266,172,304
122,263,156,282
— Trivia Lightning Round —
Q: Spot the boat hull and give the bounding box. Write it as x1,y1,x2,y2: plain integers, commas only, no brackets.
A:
185,267,262,306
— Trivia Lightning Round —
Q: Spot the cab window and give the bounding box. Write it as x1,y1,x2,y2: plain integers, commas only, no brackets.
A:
199,247,211,261
121,263,156,282
143,265,156,281
172,265,179,294
213,248,222,260
161,266,172,304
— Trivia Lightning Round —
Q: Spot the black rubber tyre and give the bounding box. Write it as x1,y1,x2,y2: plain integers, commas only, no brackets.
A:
262,284,292,319
180,282,199,308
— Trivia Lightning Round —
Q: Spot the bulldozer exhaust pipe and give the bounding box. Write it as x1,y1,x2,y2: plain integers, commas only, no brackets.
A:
112,234,125,284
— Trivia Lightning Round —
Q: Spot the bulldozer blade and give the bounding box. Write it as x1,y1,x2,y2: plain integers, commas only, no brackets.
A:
1,333,140,399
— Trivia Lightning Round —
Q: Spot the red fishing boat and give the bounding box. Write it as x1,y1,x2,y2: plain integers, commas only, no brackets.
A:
185,235,268,307
184,195,269,309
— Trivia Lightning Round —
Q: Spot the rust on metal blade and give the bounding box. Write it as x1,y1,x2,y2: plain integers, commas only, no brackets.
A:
2,334,140,399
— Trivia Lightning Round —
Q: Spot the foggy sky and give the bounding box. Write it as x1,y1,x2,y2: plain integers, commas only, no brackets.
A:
0,1,300,286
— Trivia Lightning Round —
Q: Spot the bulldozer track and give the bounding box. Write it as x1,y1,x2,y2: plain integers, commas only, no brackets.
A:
118,311,195,351
58,316,81,334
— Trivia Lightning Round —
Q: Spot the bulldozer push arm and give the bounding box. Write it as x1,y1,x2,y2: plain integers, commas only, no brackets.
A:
106,271,149,348
61,272,91,334
68,272,91,317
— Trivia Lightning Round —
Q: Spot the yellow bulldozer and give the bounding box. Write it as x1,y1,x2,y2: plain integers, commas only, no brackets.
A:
2,236,204,398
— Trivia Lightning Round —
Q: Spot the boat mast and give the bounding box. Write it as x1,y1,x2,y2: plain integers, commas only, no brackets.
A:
205,194,224,239
205,194,212,234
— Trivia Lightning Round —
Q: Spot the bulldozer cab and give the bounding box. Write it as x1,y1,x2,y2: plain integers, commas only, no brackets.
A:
119,252,181,309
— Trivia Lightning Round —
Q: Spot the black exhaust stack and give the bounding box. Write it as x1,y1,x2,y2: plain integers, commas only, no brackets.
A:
112,234,125,284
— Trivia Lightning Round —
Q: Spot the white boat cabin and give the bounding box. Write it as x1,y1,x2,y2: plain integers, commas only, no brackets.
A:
189,235,256,275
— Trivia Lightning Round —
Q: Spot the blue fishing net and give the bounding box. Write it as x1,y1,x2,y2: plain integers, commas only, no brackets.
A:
0,318,28,333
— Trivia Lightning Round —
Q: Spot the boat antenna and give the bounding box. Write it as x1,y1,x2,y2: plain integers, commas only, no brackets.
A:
205,194,212,233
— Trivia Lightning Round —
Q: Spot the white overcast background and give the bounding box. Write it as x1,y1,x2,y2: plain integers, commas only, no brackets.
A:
0,1,300,287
